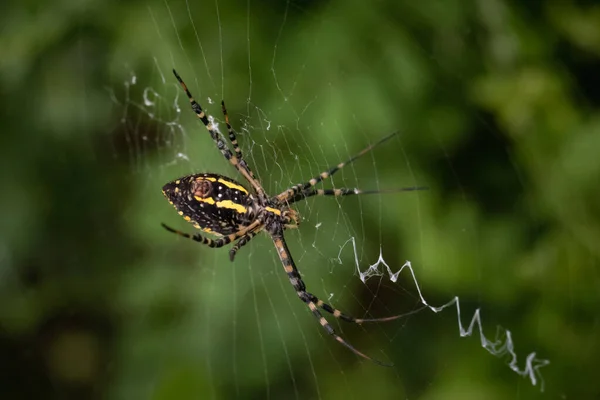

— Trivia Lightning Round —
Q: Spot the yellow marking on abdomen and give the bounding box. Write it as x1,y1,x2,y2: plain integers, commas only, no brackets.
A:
197,176,217,182
216,200,247,213
193,196,246,213
195,195,215,205
265,207,281,215
217,178,248,194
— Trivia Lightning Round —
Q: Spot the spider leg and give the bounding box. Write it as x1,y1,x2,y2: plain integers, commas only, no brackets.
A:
305,293,404,324
221,101,243,161
272,234,393,366
221,100,260,192
276,131,400,203
161,223,236,248
173,69,266,199
229,229,261,261
287,186,428,205
162,220,262,249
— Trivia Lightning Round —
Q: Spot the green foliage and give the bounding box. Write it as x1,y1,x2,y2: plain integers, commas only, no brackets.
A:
1,0,599,398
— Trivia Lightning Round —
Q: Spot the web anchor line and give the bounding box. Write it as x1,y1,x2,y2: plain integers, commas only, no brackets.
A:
337,237,550,391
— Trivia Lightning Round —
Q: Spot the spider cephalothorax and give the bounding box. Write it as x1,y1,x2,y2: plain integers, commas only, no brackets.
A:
162,69,424,365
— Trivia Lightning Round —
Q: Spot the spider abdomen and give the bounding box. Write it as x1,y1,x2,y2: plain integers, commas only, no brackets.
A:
162,173,256,235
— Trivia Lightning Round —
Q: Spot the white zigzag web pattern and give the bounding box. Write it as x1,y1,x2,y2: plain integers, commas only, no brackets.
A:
337,237,550,391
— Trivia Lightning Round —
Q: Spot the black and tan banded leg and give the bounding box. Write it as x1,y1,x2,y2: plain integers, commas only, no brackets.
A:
229,229,261,261
221,100,243,161
287,186,428,205
172,69,266,199
304,292,404,325
276,131,401,203
161,220,262,250
221,100,259,186
161,223,238,248
271,234,393,366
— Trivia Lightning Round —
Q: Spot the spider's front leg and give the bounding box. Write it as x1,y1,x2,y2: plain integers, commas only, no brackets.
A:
282,208,300,230
275,131,401,203
270,233,393,366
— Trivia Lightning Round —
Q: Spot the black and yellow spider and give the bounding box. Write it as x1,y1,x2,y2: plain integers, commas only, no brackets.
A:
162,69,423,366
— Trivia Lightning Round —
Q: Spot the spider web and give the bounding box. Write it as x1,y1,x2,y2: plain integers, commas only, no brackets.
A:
98,1,567,398
7,1,600,399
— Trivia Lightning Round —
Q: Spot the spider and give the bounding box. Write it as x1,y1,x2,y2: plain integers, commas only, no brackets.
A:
162,69,424,366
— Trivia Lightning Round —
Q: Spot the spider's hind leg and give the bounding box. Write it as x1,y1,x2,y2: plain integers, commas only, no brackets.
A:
172,69,265,198
162,220,262,253
161,223,233,248
221,100,243,161
229,230,261,261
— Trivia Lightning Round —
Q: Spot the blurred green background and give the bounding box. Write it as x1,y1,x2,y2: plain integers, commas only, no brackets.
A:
1,0,599,399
